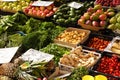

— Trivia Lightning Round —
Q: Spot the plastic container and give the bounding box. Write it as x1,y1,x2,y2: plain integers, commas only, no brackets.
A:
59,48,101,72
82,33,113,52
91,52,120,80
105,36,120,55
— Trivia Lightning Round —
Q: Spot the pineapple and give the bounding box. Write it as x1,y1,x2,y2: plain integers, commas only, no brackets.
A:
0,63,18,78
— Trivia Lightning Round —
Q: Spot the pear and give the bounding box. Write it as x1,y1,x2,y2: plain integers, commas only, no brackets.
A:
109,17,117,24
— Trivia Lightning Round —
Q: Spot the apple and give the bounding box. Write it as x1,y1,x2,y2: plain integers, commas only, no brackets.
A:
80,16,86,20
24,8,29,13
83,12,90,20
41,12,46,18
35,7,39,10
92,21,99,27
90,13,99,21
47,11,54,17
78,19,85,24
28,9,33,15
47,5,52,10
44,9,50,14
40,6,45,11
85,20,92,25
96,9,103,15
87,7,95,13
99,14,107,21
53,7,58,12
107,12,115,17
37,10,42,16
100,21,107,27
94,4,102,11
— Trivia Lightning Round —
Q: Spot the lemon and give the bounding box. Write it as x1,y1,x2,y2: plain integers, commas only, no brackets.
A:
82,75,94,80
95,75,107,80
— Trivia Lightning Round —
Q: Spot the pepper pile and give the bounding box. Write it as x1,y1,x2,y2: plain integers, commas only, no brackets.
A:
97,56,120,78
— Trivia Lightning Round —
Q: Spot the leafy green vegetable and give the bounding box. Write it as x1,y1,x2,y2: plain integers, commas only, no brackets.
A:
21,31,50,51
0,12,28,34
67,67,89,80
40,43,70,65
21,18,41,34
6,33,23,47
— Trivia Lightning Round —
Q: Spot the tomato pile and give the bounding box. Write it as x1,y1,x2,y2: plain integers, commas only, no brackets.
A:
97,56,120,78
87,37,110,51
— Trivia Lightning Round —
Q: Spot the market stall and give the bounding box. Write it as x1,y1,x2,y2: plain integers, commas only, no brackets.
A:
0,0,120,80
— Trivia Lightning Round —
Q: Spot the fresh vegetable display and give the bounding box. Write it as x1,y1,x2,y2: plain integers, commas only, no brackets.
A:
78,4,115,29
40,43,70,65
1,1,120,80
60,46,100,68
0,0,30,13
95,55,120,79
23,2,57,18
0,12,28,34
53,1,94,26
67,67,89,80
86,37,110,51
95,0,120,7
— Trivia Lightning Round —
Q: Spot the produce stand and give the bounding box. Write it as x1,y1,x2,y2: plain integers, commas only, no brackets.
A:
0,0,120,80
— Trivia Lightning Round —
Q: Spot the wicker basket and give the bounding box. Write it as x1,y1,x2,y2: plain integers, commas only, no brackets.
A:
78,22,104,31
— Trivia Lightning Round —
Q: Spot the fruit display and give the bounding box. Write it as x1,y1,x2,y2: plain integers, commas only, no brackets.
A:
23,2,58,18
1,0,120,80
111,40,120,54
54,28,90,47
0,0,30,13
84,35,111,51
95,0,120,7
107,12,120,31
93,54,120,79
60,46,101,69
106,37,120,54
78,5,116,30
53,1,94,26
82,75,108,80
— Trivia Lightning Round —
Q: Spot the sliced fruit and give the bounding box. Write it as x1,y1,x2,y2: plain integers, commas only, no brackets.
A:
82,75,94,80
20,62,30,70
95,75,107,80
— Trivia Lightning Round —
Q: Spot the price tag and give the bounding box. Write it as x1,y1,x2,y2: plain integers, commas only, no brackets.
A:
114,29,120,34
21,49,54,63
32,1,54,7
0,47,19,64
68,2,83,9
1,0,17,2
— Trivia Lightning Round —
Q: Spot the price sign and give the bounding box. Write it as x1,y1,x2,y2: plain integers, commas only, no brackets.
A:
0,47,19,64
21,49,54,64
68,2,83,9
32,1,54,7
